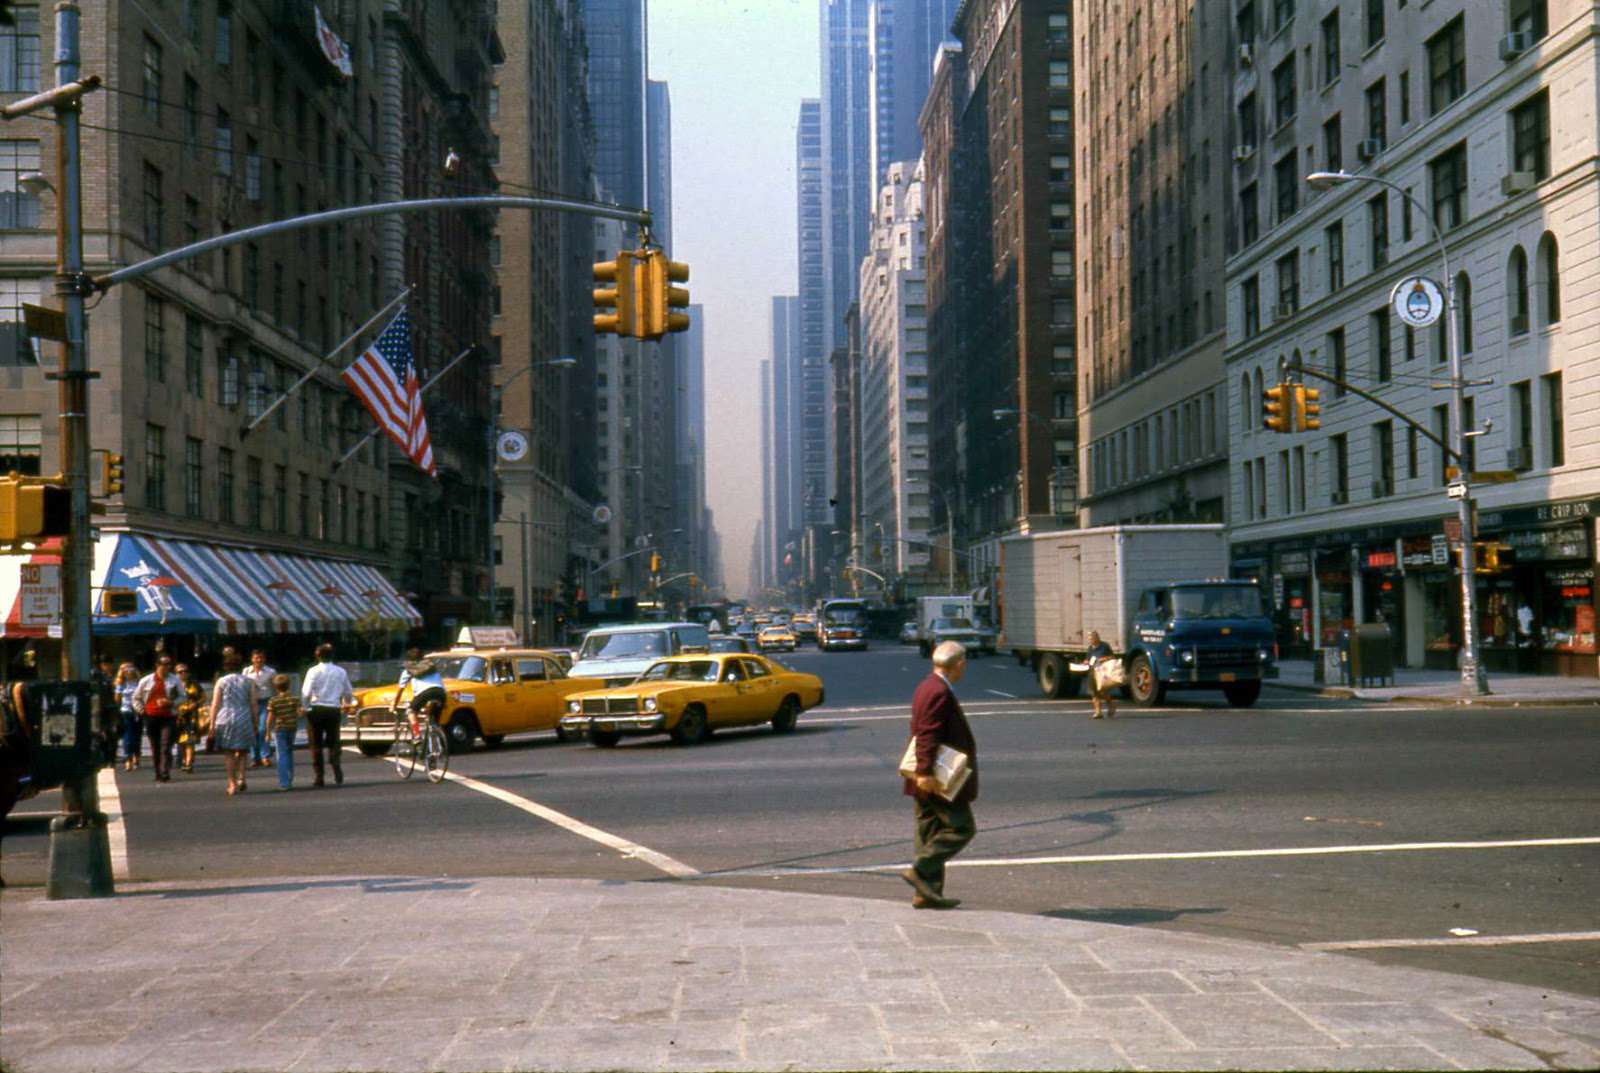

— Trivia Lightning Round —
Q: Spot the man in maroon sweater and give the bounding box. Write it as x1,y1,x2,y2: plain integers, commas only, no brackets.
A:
902,640,978,909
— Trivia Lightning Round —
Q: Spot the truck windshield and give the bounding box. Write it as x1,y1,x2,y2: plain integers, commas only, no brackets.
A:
932,617,974,629
1171,587,1264,620
578,630,669,661
434,656,488,682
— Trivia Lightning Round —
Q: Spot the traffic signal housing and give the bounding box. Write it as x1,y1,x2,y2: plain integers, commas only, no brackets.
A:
639,249,690,339
1262,382,1291,432
0,473,70,547
101,452,124,496
593,250,639,336
1295,385,1322,431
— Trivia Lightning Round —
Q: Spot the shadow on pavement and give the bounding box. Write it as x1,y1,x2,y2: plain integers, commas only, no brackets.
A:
117,876,476,900
1042,905,1227,925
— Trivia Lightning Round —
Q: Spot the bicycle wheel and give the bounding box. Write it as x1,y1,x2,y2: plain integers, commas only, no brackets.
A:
392,721,419,780
423,722,449,783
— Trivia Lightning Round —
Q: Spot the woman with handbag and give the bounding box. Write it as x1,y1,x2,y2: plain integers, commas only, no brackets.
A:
1085,631,1118,719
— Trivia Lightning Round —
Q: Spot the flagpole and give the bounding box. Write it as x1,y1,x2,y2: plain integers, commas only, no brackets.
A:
239,288,411,439
333,343,479,469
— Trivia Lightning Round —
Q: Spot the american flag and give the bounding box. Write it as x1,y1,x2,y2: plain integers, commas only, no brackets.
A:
341,308,436,477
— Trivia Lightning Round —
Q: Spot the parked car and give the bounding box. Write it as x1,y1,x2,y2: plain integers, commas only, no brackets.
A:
920,617,985,658
758,624,798,651
560,653,825,747
791,613,817,640
899,620,919,645
349,647,590,753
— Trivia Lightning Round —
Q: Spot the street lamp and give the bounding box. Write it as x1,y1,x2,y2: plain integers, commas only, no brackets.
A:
488,355,578,628
1306,170,1486,698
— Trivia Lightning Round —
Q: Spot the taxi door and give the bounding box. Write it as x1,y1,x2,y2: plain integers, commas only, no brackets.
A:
479,657,517,735
738,657,782,725
714,658,752,725
512,656,561,731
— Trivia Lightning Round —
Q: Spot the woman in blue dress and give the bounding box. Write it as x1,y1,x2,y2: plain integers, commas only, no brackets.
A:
207,647,258,795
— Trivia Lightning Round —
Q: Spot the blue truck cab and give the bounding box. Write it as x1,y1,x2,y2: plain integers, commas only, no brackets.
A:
1124,580,1278,707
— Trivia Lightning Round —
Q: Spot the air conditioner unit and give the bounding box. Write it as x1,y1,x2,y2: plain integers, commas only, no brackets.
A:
1356,138,1384,162
1499,31,1536,61
1507,446,1534,471
1501,171,1537,196
1330,489,1349,505
1232,144,1256,162
1238,42,1254,67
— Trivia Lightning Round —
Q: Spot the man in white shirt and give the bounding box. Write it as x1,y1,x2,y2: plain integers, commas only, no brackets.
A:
300,643,353,787
241,649,277,768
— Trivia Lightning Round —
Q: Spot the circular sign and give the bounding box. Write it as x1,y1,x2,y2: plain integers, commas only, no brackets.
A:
1390,275,1444,328
495,430,529,463
592,504,613,525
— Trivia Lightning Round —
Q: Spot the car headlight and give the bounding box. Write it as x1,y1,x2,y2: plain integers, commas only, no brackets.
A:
1259,646,1273,662
567,699,581,714
1179,649,1195,664
643,697,657,712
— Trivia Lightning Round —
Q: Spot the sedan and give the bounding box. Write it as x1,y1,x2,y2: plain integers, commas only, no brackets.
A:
758,625,798,651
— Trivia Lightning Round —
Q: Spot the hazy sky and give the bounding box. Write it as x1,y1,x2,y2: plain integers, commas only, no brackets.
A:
647,0,819,597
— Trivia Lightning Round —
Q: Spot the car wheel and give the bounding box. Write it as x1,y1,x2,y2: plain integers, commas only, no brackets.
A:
554,725,572,743
357,742,388,758
1128,654,1167,707
445,714,480,750
671,705,709,747
588,729,621,748
1223,681,1262,708
1037,653,1069,698
481,734,505,749
771,696,799,734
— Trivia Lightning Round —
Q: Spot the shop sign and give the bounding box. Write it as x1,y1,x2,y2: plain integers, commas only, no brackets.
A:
1276,550,1310,575
1272,574,1285,608
1402,536,1436,568
1364,549,1398,570
1431,534,1450,565
1503,526,1587,561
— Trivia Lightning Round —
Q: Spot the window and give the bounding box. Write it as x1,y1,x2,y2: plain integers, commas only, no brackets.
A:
1512,91,1550,180
1453,272,1474,354
184,438,203,517
1402,185,1413,241
218,447,235,523
1536,233,1560,326
0,415,42,475
145,424,167,510
218,345,239,407
1049,108,1070,139
1367,194,1388,268
243,243,259,307
1274,151,1298,221
1237,92,1258,148
1508,247,1530,334
1511,380,1533,465
1322,114,1342,173
1325,221,1345,290
246,457,263,529
1053,391,1072,419
144,293,165,382
1242,461,1256,519
1432,405,1449,485
1543,372,1564,466
245,137,261,200
1365,0,1384,48
299,473,311,538
1365,79,1387,147
273,465,287,531
1331,433,1349,501
1049,154,1070,183
1328,327,1347,396
0,277,40,364
0,139,42,227
1049,61,1070,88
142,36,162,123
1405,324,1417,362
1406,426,1419,480
184,314,204,397
1237,0,1257,44
1373,421,1394,496
215,108,233,176
1462,397,1477,470
216,2,233,67
245,351,267,419
1239,182,1259,246
182,77,201,150
1272,57,1296,127
1276,251,1299,314
1273,0,1295,32
1510,0,1548,41
142,162,162,249
1399,69,1410,125
1321,11,1341,85
1242,275,1261,338
1426,17,1465,115
0,6,41,92
1430,143,1467,230
1369,308,1391,382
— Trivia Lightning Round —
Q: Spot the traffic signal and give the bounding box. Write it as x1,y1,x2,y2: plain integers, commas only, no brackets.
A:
1262,382,1291,432
593,250,639,336
101,452,124,496
649,552,661,574
639,249,690,339
0,474,70,546
1295,385,1322,431
101,588,139,615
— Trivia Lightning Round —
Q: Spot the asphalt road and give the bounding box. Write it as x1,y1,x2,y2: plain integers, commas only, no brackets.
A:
5,643,1598,997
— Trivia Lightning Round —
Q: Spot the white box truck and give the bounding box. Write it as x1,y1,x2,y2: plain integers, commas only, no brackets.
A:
999,525,1277,707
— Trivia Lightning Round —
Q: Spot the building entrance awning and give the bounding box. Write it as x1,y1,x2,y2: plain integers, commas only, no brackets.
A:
1,532,421,638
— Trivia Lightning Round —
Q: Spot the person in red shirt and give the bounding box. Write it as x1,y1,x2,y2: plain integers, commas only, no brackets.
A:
130,655,183,782
902,640,978,909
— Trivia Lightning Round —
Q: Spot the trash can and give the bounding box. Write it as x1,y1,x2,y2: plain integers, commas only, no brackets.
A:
1351,623,1395,687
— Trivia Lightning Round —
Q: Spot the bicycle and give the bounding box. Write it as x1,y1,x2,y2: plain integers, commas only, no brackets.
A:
390,701,448,783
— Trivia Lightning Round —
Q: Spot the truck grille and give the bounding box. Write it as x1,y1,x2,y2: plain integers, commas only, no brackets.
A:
582,697,639,715
1196,645,1257,666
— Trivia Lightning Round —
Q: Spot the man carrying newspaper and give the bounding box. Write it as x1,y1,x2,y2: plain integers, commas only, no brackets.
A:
900,640,979,910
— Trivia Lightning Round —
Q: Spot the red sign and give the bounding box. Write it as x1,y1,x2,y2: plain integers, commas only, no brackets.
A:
1365,550,1397,569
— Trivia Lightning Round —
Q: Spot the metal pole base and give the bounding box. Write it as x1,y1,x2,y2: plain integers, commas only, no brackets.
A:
46,811,115,899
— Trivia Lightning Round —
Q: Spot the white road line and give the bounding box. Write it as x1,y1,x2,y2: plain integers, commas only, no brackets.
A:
986,689,1018,699
1303,931,1600,952
375,754,699,879
708,835,1600,879
97,765,129,881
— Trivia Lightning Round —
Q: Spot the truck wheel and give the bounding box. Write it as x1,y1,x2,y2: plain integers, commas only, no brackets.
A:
1128,655,1167,707
1037,654,1069,698
1223,681,1262,708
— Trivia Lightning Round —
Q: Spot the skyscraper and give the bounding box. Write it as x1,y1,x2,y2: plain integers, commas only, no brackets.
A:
820,0,872,358
796,100,831,532
867,0,960,190
582,0,648,211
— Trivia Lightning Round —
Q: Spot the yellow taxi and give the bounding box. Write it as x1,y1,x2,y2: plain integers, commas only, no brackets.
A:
350,648,592,754
758,623,797,651
560,652,825,748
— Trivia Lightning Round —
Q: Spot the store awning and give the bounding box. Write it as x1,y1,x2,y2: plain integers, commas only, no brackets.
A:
1,532,421,638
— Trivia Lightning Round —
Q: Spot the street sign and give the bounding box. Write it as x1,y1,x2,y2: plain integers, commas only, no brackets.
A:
495,430,529,463
1431,534,1450,565
21,302,67,342
18,562,60,626
1447,481,1468,500
1390,275,1444,328
1469,470,1519,484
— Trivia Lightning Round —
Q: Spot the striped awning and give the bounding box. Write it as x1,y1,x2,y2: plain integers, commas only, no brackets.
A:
1,532,421,638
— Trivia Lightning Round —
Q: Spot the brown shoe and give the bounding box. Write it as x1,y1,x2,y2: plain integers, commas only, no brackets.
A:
912,894,962,910
900,869,958,908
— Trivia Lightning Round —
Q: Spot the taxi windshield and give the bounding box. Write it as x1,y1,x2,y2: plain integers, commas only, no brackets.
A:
578,630,669,661
433,656,487,682
639,660,717,682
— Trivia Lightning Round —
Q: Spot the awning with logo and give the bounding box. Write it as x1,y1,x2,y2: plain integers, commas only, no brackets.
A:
1,532,421,638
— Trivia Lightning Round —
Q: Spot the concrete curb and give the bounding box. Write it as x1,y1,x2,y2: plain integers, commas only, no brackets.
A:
1267,681,1600,707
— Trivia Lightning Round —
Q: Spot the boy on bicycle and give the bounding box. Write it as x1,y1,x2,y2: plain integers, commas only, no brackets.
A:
391,648,446,736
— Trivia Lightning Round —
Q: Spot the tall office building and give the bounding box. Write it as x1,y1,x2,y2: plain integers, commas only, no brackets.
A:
767,295,803,591
867,0,960,191
582,0,647,212
1076,0,1231,530
643,78,685,584
758,357,774,595
796,100,831,536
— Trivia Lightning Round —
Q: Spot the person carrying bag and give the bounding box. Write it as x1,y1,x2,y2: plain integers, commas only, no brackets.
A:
1085,631,1119,719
